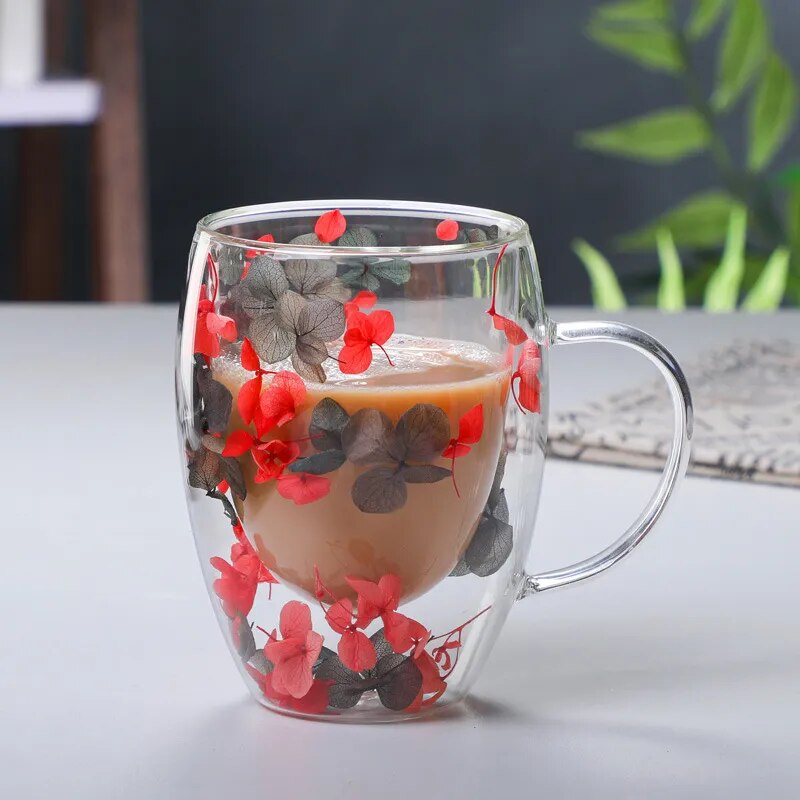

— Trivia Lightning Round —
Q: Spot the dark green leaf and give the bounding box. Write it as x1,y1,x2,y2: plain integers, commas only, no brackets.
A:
242,255,288,303
297,298,346,343
352,466,407,514
748,53,797,171
276,290,306,330
309,397,350,450
616,190,737,250
187,446,224,493
314,655,369,709
341,267,380,292
231,616,256,660
577,108,708,163
287,449,346,475
775,163,800,187
585,21,681,73
375,654,423,711
713,0,769,111
196,368,233,434
465,514,513,577
466,228,488,243
488,449,507,508
289,233,322,246
370,259,412,285
338,226,378,248
291,351,327,383
572,240,627,310
401,464,451,484
687,0,728,40
394,404,451,461
284,259,336,295
449,557,471,577
217,246,246,286
247,649,273,675
341,408,395,464
249,311,296,363
369,629,393,660
222,456,247,500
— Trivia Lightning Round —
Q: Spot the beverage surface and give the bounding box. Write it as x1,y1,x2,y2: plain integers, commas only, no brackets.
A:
214,335,510,602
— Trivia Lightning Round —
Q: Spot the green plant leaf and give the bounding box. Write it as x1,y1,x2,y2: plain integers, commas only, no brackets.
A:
775,162,800,187
592,0,668,23
687,0,729,40
572,240,627,310
617,190,737,250
655,228,686,311
577,108,708,163
704,206,748,311
741,247,790,310
789,185,800,250
712,0,769,112
748,53,798,171
585,21,681,73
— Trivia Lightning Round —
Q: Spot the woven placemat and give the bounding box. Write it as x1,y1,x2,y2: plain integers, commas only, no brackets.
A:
548,340,800,488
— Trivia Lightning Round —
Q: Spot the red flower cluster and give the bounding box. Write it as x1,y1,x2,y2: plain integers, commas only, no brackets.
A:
339,308,395,374
194,283,237,359
442,403,484,497
210,521,276,618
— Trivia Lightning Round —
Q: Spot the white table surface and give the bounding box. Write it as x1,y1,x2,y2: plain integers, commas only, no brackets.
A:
1,305,799,799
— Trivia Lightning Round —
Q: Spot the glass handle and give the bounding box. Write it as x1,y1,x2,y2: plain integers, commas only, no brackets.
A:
521,320,693,595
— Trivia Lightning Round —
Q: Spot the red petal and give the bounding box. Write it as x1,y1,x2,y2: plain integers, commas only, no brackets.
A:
354,290,377,310
194,318,220,358
245,234,275,259
457,403,484,444
339,630,377,671
378,574,402,610
518,374,541,414
501,316,528,345
222,429,257,457
278,599,312,640
436,219,459,241
273,371,307,407
237,376,263,425
442,441,470,459
367,310,395,346
269,651,315,698
345,576,385,609
217,479,230,493
338,343,372,374
292,679,329,713
314,209,346,243
383,611,414,652
241,337,261,372
277,472,331,505
325,598,353,634
206,312,237,342
259,388,294,432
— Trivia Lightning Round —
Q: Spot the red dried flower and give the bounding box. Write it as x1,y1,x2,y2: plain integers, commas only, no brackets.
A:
344,290,377,319
339,310,395,374
325,597,377,671
264,601,324,698
194,285,237,358
511,340,542,414
486,244,527,345
315,209,347,243
253,440,301,483
442,403,484,497
245,234,275,261
276,472,331,505
255,371,307,438
209,556,258,618
261,672,330,714
436,219,459,241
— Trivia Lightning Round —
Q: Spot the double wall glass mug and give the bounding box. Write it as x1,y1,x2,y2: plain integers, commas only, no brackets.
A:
176,200,692,722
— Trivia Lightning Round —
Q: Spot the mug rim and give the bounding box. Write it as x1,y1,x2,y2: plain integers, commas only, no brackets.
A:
196,199,529,258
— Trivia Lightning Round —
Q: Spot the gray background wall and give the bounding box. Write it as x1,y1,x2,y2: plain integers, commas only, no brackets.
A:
0,0,798,303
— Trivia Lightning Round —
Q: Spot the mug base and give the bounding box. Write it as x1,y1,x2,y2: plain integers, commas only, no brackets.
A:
252,687,467,724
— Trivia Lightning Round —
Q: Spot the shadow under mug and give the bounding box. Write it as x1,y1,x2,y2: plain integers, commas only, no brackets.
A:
176,200,693,722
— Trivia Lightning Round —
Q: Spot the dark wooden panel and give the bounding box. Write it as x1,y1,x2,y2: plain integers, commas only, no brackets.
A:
86,0,148,301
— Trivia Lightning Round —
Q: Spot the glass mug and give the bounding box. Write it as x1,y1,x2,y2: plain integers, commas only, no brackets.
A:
175,200,692,722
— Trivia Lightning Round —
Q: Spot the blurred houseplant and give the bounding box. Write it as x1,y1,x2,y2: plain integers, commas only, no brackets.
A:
573,0,799,311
